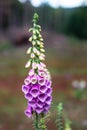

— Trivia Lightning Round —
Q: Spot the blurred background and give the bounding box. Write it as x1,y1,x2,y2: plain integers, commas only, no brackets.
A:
0,0,87,130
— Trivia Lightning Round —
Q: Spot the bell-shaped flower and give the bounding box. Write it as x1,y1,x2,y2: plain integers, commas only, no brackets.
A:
25,93,33,101
44,103,50,111
35,107,43,114
38,76,46,86
24,76,30,85
36,101,43,108
46,88,52,96
28,99,36,108
39,85,48,93
24,106,32,118
45,96,52,105
28,69,34,76
30,74,37,84
22,85,29,94
38,93,47,102
30,84,39,98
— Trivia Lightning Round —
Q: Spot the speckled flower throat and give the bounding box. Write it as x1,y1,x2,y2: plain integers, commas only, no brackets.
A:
22,13,52,118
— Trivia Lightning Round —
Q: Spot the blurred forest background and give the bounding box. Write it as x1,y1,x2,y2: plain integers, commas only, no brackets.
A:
0,0,87,130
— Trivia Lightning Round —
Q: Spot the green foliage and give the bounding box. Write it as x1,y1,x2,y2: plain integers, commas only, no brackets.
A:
36,5,87,39
56,102,64,130
56,103,72,130
65,118,72,130
67,6,87,39
32,113,39,130
39,113,50,130
32,112,50,130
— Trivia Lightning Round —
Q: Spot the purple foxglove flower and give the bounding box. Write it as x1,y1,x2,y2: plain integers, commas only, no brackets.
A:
24,76,30,85
28,69,34,76
24,106,32,118
40,62,46,68
43,109,48,114
30,86,39,98
28,100,36,108
38,76,46,86
44,103,50,111
22,85,29,94
25,93,33,101
45,96,52,105
30,74,37,84
39,85,48,93
38,93,47,102
38,70,46,77
35,107,43,114
37,63,44,70
36,101,43,108
22,14,52,118
46,80,52,88
46,88,52,96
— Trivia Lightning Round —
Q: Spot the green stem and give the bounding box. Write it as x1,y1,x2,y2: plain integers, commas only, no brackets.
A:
35,112,39,130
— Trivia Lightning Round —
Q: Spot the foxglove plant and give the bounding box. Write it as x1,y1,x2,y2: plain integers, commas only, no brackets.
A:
22,13,52,130
22,13,72,130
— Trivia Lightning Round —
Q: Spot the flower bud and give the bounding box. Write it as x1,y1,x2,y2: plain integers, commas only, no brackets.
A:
32,62,37,69
26,47,32,54
37,40,41,45
40,49,45,52
36,50,40,56
33,35,37,40
29,28,33,32
25,60,31,68
31,53,35,58
41,42,44,45
33,47,37,54
37,63,43,70
32,41,36,46
40,53,45,58
40,38,43,41
33,29,36,34
39,34,42,38
36,30,39,34
40,62,46,68
29,37,32,42
28,69,34,76
39,55,45,61
40,44,44,48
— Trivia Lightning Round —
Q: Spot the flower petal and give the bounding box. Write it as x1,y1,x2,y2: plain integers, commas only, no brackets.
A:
28,69,34,76
39,85,47,93
44,103,50,110
24,76,31,85
37,101,43,108
46,96,52,105
28,100,36,108
38,93,47,102
24,106,32,118
30,85,39,97
46,80,52,88
25,93,33,101
38,76,46,86
30,74,37,84
35,107,43,114
46,88,52,96
22,85,29,94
